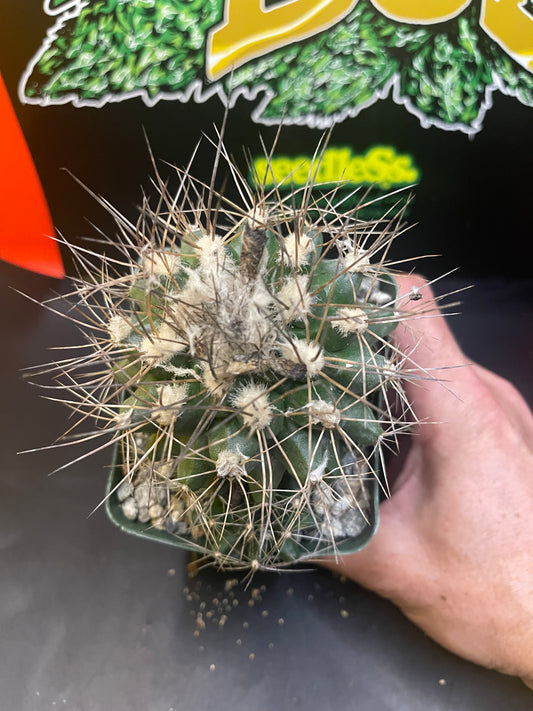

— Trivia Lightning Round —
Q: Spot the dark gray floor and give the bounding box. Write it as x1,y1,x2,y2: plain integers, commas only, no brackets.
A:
1,261,532,711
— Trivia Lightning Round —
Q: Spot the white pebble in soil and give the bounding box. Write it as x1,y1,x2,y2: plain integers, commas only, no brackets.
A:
117,480,134,502
120,497,138,521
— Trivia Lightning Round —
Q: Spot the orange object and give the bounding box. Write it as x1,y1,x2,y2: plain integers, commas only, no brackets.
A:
0,73,64,279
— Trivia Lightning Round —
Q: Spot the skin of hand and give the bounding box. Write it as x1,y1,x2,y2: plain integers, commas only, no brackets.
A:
320,274,533,688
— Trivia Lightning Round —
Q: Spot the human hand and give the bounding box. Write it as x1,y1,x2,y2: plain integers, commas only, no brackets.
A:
320,274,533,688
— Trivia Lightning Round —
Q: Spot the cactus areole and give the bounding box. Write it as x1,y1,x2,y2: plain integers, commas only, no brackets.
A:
91,160,406,572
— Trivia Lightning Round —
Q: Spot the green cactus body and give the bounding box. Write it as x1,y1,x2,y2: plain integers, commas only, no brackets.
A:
99,191,401,570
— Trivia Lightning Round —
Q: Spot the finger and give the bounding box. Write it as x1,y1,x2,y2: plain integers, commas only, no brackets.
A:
392,274,474,430
474,364,533,443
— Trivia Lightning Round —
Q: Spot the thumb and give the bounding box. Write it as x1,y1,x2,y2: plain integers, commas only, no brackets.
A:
391,273,473,437
320,498,423,600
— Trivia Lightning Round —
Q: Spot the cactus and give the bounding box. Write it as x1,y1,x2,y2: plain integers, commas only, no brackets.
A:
40,142,425,572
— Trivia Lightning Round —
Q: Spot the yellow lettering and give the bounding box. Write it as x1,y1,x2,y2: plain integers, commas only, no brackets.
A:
370,0,471,23
273,158,293,184
252,147,419,189
481,0,533,72
364,147,392,187
253,158,269,184
291,157,312,184
347,157,366,183
314,148,352,183
207,0,357,81
393,156,419,185
209,0,533,84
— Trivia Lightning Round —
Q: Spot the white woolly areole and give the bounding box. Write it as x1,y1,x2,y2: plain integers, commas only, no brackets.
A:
307,450,330,483
232,382,272,431
283,231,315,269
142,250,181,277
171,273,214,330
200,363,228,395
333,307,369,335
281,339,324,377
216,450,246,479
340,244,371,274
276,276,311,323
114,405,133,428
139,322,185,362
247,206,269,229
154,382,189,425
249,279,273,312
107,314,133,343
194,234,228,271
381,358,399,381
308,400,341,428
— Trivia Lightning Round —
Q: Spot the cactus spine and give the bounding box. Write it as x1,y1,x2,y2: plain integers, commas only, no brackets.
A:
42,144,418,571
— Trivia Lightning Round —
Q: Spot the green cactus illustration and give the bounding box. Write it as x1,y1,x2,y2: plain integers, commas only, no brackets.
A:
24,0,221,101
21,0,533,131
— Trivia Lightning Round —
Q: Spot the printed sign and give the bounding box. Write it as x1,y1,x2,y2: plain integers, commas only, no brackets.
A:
20,0,533,135
253,145,420,190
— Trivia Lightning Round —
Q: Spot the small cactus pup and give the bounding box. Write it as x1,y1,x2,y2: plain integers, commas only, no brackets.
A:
38,145,423,572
